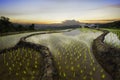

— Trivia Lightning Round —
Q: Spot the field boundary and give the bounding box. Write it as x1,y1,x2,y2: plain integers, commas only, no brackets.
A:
17,32,59,80
0,31,64,80
13,29,73,80
92,29,120,80
1,28,120,80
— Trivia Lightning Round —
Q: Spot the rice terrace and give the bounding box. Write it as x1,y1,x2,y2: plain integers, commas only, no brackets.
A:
0,0,120,80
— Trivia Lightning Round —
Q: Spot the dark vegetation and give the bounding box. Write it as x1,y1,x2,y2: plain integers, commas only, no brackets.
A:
98,21,120,29
0,16,81,36
0,16,35,35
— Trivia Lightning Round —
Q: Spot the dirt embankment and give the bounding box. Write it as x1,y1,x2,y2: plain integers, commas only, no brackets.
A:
0,29,73,80
92,30,120,80
17,33,59,80
0,32,59,80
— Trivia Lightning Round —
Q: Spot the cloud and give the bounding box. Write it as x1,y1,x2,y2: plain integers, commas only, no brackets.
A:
62,20,80,25
0,0,119,23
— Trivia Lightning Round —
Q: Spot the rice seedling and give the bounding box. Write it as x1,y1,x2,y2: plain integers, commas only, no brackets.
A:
0,47,43,80
26,28,112,80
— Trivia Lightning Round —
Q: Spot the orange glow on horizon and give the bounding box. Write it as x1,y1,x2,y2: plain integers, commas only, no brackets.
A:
11,18,120,24
11,19,61,24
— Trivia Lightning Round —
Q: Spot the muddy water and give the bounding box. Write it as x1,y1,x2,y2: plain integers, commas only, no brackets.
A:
26,29,112,80
63,29,81,36
0,31,47,50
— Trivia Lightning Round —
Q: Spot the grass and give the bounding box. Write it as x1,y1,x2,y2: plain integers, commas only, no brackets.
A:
0,47,43,80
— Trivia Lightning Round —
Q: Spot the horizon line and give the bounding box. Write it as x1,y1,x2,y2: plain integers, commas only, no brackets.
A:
10,18,120,24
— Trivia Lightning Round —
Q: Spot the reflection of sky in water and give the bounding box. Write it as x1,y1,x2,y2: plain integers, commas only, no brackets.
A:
26,29,112,80
26,29,102,48
63,29,81,36
0,31,44,50
104,32,120,48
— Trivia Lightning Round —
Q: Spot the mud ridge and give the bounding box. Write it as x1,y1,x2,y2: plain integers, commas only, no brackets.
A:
0,32,60,80
92,29,120,80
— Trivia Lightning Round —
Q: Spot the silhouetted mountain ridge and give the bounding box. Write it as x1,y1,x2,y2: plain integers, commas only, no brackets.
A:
98,21,120,28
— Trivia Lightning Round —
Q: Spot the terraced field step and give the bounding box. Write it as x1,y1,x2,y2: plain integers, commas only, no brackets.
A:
0,47,43,80
1,29,118,80
92,30,120,80
26,29,112,80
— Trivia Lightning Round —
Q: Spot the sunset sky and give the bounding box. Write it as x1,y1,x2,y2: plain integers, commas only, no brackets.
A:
0,0,120,24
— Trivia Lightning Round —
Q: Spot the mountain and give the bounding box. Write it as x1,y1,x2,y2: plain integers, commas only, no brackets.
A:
35,20,86,30
98,21,120,28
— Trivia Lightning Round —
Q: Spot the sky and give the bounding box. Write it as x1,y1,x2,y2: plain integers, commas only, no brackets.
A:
0,0,120,24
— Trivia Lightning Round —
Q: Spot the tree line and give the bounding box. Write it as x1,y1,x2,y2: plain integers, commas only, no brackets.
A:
0,16,35,33
98,21,120,28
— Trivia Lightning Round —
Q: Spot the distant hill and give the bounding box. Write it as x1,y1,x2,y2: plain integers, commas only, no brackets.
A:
98,21,120,28
35,20,86,30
